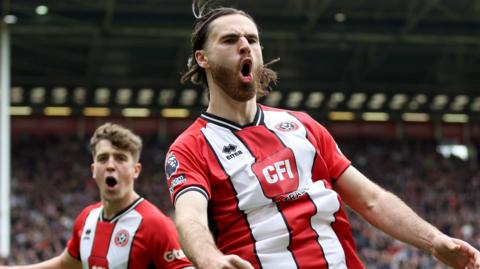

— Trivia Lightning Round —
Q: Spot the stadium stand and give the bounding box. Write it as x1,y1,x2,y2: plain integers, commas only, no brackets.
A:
2,135,478,268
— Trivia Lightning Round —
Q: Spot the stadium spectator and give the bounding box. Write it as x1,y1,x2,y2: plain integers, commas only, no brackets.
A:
1,123,192,269
165,2,480,269
1,135,479,267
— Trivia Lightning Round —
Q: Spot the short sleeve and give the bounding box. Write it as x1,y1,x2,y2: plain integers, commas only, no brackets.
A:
66,209,90,260
165,137,211,207
151,214,193,268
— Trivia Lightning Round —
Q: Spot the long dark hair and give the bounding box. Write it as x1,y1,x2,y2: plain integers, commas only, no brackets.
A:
181,0,279,97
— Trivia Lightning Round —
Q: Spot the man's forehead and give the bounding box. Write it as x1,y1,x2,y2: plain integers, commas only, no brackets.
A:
95,140,126,154
209,14,258,38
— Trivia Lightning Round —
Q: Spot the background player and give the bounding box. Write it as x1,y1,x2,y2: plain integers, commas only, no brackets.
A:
1,122,193,269
165,2,480,269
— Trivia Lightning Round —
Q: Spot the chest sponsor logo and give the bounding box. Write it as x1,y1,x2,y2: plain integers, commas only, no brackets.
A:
222,143,243,160
275,121,299,132
114,229,130,247
252,148,300,199
279,187,308,202
164,249,186,262
165,152,179,179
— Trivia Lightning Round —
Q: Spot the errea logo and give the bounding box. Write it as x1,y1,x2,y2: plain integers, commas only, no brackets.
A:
82,229,91,240
222,144,243,160
222,144,237,154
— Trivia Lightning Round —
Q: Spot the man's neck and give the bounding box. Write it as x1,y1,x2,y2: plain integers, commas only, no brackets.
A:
206,89,257,126
102,192,139,220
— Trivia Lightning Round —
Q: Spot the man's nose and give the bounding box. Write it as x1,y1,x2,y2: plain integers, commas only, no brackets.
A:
239,36,251,55
106,157,116,170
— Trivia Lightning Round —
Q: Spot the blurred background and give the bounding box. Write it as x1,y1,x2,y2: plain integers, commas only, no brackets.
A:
1,0,479,268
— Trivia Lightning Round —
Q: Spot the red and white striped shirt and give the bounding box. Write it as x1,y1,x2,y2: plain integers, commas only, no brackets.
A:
67,197,193,269
166,105,365,269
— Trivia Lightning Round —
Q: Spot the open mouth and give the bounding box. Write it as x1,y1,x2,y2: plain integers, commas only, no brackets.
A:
240,59,252,78
106,176,118,188
241,62,251,77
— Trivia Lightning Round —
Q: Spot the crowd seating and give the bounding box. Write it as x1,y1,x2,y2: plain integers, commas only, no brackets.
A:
1,135,478,268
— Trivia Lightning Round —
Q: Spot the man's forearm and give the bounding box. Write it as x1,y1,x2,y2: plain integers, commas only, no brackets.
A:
176,214,224,268
10,249,80,269
359,189,441,252
12,256,64,269
336,166,443,253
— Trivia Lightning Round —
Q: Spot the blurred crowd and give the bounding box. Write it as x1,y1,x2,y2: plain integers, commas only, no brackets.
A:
344,139,480,268
1,134,479,268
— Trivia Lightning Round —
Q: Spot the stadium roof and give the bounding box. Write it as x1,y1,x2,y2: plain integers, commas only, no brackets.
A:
3,0,480,120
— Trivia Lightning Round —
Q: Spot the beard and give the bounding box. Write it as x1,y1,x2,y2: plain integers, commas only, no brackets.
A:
210,61,261,102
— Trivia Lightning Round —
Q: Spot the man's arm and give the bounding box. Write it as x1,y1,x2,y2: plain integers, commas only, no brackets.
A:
0,249,81,269
174,191,254,269
335,165,480,268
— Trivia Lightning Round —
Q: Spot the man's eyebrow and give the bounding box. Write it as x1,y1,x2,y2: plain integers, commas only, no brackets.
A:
219,33,240,39
220,33,258,40
96,152,108,159
114,152,128,157
244,33,258,39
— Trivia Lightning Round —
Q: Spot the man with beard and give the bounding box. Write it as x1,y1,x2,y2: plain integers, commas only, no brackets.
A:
2,123,193,269
165,2,480,269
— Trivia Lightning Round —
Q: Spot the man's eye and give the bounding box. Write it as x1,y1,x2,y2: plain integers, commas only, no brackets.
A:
116,155,127,161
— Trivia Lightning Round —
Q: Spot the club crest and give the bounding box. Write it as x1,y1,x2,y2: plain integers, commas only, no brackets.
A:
275,121,299,132
114,229,130,247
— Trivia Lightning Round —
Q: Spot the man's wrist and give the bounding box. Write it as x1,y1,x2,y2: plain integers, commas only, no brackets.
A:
195,248,224,269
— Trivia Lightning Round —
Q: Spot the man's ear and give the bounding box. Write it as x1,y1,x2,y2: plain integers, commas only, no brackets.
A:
133,163,142,180
195,50,209,68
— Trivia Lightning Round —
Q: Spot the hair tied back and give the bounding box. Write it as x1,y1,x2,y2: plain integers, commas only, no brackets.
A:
192,0,221,18
192,0,207,18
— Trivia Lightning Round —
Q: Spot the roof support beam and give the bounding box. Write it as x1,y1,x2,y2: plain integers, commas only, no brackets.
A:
300,0,333,40
85,0,116,88
403,0,441,34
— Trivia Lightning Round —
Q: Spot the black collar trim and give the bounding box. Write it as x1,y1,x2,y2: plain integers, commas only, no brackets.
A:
200,105,264,131
100,197,144,223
